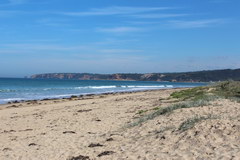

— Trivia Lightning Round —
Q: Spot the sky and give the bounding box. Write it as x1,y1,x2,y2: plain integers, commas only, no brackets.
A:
0,0,240,77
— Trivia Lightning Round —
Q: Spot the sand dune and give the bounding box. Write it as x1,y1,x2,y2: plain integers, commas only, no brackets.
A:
0,89,240,160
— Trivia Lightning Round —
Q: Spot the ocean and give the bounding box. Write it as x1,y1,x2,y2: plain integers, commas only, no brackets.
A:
0,78,207,104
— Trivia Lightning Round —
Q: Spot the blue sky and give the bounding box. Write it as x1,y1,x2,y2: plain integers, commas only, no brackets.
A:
0,0,239,77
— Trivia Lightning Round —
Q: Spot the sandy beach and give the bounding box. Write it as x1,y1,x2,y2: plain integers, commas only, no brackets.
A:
0,88,240,160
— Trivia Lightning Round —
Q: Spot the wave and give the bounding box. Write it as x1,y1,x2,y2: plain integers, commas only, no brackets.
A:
0,85,174,93
76,85,173,89
74,86,117,89
126,85,162,88
1,98,24,102
122,85,174,88
43,85,173,90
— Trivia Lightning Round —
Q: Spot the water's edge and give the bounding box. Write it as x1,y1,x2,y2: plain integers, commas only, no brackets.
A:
1,87,188,105
0,78,207,104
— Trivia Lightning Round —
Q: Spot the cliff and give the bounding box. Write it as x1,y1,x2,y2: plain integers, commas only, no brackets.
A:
30,68,240,82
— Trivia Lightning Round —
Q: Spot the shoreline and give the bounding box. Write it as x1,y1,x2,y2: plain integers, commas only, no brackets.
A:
0,87,189,107
0,78,207,105
0,88,185,110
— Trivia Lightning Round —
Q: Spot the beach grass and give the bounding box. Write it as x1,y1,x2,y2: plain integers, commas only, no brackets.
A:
128,96,216,127
178,114,217,132
128,80,239,128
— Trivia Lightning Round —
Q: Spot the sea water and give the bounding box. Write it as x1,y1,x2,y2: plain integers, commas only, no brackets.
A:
0,78,207,104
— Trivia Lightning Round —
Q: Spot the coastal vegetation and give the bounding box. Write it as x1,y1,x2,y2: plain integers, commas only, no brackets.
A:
178,115,217,132
129,80,240,128
213,80,240,98
129,97,214,127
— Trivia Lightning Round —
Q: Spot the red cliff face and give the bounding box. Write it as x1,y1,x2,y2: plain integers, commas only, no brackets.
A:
112,74,122,80
81,75,91,80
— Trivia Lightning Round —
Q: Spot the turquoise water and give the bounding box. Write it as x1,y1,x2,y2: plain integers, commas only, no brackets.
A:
0,78,207,104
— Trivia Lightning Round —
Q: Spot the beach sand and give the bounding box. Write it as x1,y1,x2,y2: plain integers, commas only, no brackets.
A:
0,89,240,160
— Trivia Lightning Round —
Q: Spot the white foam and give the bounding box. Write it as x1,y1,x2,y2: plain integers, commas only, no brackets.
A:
43,88,52,91
125,85,166,88
1,98,24,102
74,86,117,89
73,85,173,90
90,86,117,89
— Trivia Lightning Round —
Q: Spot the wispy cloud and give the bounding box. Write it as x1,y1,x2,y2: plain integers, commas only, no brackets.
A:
93,38,139,45
1,0,47,7
209,0,229,3
0,10,27,17
99,49,143,54
96,27,143,33
2,43,86,51
36,18,71,27
8,0,27,5
130,13,188,19
168,19,226,28
0,10,18,17
127,21,162,25
59,6,172,16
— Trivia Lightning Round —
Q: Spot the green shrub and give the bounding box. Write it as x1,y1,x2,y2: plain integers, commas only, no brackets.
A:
170,87,209,100
214,81,240,98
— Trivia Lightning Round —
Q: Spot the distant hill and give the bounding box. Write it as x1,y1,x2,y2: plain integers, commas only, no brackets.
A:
30,68,240,82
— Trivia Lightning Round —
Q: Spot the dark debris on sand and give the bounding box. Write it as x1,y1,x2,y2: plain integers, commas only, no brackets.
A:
106,138,114,141
88,143,104,148
28,143,37,146
63,131,76,134
97,151,115,157
68,155,90,160
77,109,92,113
